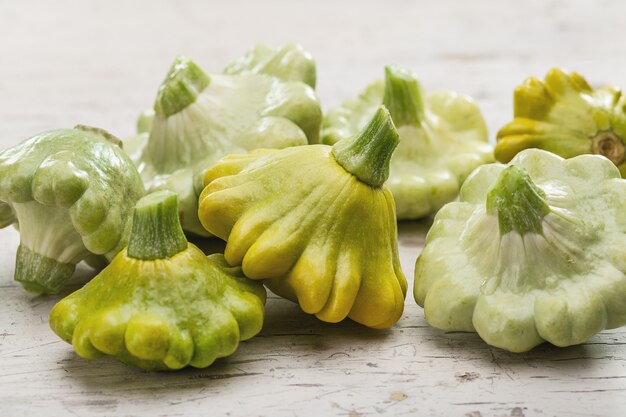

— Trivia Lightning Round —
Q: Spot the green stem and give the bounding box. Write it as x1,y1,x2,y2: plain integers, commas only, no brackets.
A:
154,56,210,117
331,106,399,187
127,190,188,260
382,65,425,127
12,202,88,295
486,166,551,235
15,244,75,295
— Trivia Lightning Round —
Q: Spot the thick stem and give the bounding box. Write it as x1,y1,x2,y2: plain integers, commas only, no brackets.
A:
592,130,625,165
12,202,89,294
14,244,75,295
331,106,399,187
382,65,426,127
154,56,210,117
127,190,188,260
486,166,551,235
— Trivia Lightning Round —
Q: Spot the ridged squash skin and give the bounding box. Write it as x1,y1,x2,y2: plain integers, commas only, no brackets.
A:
50,191,266,371
198,107,407,329
414,149,626,352
496,68,626,177
322,66,492,219
0,126,145,294
125,44,322,236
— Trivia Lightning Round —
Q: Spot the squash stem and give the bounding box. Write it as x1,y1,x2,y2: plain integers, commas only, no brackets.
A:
154,56,210,117
127,191,188,260
382,65,426,127
14,245,75,295
592,130,625,165
331,106,399,188
486,166,550,235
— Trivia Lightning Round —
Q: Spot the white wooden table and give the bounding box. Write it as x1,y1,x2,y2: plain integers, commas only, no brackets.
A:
1,1,625,416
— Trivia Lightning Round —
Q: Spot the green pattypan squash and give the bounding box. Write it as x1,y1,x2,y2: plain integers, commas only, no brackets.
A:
415,149,626,352
322,65,493,219
0,126,145,295
50,191,266,370
125,44,322,236
496,68,626,176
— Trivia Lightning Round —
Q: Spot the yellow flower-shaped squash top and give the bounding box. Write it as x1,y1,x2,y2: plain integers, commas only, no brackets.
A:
496,68,626,176
322,66,492,219
415,149,626,352
50,191,266,371
199,107,407,329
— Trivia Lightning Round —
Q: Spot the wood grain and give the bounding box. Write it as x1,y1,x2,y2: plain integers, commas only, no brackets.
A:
1,1,625,416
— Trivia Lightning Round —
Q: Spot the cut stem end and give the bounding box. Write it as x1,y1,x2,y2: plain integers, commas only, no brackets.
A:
592,130,625,166
14,244,76,295
154,57,210,117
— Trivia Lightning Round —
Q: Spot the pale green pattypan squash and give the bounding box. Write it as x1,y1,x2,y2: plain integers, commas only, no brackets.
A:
125,44,321,236
415,148,626,352
224,43,316,89
496,68,626,176
198,107,407,329
0,126,145,295
50,191,266,370
322,65,492,219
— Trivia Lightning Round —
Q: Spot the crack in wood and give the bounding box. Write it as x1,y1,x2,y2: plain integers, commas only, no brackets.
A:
189,372,262,380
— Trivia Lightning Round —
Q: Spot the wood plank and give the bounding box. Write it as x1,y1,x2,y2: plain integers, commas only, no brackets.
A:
1,1,625,416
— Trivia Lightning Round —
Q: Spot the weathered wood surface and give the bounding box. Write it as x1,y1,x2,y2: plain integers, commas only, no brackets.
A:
0,1,625,416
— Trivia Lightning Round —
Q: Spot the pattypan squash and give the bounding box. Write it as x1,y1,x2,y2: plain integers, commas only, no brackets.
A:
414,148,626,352
224,43,316,89
322,65,493,219
198,106,407,329
496,68,626,176
0,126,145,295
125,44,322,236
50,190,266,370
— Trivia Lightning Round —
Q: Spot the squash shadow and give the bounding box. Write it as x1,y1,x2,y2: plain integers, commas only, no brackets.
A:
61,291,395,395
413,319,607,378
